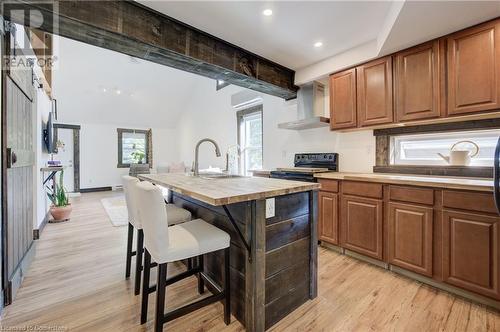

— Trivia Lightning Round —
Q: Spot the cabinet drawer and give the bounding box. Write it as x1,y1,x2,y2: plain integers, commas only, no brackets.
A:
318,179,339,193
442,190,497,214
389,185,434,206
342,181,383,199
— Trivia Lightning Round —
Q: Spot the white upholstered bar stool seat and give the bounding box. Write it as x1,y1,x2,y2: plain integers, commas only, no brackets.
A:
122,175,192,295
149,219,230,263
135,181,231,331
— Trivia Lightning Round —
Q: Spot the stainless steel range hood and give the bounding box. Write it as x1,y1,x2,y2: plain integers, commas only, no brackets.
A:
278,81,329,130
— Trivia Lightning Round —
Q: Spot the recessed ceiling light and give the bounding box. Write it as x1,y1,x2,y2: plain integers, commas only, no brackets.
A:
102,87,107,92
116,89,121,95
263,9,273,16
314,42,323,48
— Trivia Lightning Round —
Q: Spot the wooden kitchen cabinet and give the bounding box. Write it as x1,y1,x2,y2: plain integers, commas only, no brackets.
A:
318,191,339,245
388,202,433,277
357,56,394,127
330,68,357,129
442,210,500,300
395,41,441,121
447,20,500,116
341,195,383,260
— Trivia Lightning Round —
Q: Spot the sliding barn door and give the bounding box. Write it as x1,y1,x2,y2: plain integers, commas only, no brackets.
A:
2,26,35,304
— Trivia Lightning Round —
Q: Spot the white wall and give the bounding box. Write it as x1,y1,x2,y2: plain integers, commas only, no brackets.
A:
78,124,178,189
32,88,53,229
177,80,375,172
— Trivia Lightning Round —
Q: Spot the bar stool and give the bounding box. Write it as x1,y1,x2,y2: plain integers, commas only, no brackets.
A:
135,181,231,331
122,175,192,295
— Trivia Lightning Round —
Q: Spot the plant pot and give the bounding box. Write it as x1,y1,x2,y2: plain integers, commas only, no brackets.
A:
49,204,72,222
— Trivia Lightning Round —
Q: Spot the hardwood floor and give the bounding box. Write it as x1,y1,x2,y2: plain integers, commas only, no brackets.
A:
1,191,499,331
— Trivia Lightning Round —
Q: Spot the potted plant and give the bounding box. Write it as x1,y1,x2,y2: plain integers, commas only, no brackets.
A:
47,170,72,222
130,150,145,164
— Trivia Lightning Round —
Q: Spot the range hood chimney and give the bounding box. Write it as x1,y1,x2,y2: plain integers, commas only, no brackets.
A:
278,81,329,130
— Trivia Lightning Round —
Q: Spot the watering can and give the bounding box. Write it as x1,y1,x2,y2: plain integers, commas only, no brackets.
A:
437,140,479,166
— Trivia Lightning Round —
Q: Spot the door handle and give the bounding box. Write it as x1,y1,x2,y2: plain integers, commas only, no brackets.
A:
6,148,16,168
494,137,500,215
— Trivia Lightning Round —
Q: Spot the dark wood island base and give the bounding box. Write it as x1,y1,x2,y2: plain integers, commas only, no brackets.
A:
170,190,318,331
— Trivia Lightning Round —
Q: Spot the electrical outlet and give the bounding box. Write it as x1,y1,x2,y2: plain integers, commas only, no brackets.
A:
266,198,275,218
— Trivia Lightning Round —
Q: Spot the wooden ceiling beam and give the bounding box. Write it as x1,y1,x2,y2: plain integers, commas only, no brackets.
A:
3,0,298,99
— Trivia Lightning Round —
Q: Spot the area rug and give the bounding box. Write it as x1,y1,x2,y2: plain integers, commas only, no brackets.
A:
101,196,128,227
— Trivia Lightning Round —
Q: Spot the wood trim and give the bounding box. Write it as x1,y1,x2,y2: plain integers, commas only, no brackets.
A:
4,1,297,100
1,21,8,306
373,165,493,178
6,241,35,305
79,186,112,193
33,211,51,240
53,125,80,192
245,199,266,332
373,117,500,136
53,123,81,130
373,119,499,178
117,128,151,168
309,190,318,299
236,105,263,174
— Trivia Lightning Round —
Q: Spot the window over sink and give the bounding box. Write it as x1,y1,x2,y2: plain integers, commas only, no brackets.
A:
390,129,500,167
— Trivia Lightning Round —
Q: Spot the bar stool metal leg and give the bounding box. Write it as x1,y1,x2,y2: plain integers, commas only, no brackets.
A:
155,263,168,332
198,254,205,294
135,229,144,295
125,222,134,279
141,249,152,324
224,247,231,325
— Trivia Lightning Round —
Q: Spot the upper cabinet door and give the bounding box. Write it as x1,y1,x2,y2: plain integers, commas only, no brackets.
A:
357,56,394,127
395,41,441,122
447,20,500,115
330,69,357,129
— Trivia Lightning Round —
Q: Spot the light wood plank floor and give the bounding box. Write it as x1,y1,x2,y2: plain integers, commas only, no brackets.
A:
1,191,499,331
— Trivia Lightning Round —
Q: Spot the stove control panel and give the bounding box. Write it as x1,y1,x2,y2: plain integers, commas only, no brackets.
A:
294,153,338,170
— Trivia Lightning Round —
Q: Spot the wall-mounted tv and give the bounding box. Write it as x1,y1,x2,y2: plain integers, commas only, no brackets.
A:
43,112,55,153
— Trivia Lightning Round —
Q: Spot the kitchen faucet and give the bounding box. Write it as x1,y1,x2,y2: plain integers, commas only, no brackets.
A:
193,138,221,176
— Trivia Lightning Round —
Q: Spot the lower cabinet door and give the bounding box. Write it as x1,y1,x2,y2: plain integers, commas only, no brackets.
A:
388,202,433,277
442,210,500,300
319,191,339,245
341,195,383,260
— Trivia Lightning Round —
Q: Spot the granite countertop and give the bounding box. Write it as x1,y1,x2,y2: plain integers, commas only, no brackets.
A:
314,172,493,192
139,173,320,206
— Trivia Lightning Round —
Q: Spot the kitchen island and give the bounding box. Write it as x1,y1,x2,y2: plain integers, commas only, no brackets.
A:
138,173,320,331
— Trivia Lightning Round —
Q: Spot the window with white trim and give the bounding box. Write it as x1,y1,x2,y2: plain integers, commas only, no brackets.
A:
237,106,263,175
390,129,500,167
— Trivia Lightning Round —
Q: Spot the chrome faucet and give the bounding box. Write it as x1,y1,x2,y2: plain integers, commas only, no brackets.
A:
193,138,222,176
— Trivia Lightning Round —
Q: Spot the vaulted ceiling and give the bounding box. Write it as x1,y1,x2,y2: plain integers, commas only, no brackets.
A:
52,36,236,128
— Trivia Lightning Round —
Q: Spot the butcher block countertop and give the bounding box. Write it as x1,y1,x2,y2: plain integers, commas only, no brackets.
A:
139,173,320,206
314,172,493,192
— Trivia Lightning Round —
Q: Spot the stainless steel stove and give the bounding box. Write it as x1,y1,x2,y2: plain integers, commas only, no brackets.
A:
270,153,338,182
